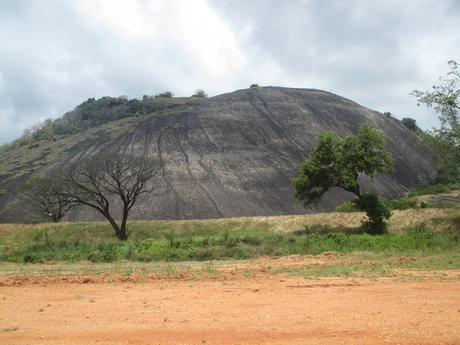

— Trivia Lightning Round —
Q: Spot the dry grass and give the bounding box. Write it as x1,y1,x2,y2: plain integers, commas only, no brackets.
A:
388,208,460,232
416,189,460,208
1,207,458,237
221,208,460,233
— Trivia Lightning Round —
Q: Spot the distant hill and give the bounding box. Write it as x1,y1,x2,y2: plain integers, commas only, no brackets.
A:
0,87,437,222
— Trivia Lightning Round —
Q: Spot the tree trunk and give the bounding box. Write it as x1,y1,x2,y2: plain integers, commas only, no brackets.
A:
104,212,128,240
115,229,128,241
120,204,129,239
53,210,63,223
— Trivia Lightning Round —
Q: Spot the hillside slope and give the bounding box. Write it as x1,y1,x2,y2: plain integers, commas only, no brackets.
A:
0,87,436,222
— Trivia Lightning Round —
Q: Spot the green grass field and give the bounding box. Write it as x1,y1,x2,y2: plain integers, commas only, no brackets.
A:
0,208,459,265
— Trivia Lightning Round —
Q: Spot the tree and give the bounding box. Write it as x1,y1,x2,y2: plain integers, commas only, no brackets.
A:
18,177,74,222
61,153,159,240
293,125,394,234
157,91,173,98
192,89,208,98
411,60,460,181
401,117,418,131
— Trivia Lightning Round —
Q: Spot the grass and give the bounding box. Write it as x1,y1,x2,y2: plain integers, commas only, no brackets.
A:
0,209,459,263
273,252,460,279
0,260,223,279
408,183,460,197
277,251,460,279
335,184,460,213
275,261,394,278
0,252,458,282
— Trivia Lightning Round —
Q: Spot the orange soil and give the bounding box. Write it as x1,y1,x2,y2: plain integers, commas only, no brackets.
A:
1,266,460,345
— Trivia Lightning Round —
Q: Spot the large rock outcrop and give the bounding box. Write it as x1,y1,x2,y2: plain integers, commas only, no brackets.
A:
0,87,437,222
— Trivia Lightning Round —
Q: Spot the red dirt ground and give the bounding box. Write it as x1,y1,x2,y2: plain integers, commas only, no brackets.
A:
1,268,460,345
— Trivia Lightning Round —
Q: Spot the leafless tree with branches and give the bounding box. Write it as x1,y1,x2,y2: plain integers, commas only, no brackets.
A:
61,153,159,240
18,177,75,222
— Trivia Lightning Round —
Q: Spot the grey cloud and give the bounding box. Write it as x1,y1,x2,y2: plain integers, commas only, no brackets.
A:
1,0,459,144
210,0,460,126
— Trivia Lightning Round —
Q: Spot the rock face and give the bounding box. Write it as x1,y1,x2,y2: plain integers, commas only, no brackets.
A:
0,87,437,222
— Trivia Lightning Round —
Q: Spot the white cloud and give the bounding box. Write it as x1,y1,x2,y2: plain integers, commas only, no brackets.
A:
74,0,247,90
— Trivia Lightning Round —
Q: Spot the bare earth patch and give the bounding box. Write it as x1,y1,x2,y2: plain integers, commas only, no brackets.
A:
1,257,460,345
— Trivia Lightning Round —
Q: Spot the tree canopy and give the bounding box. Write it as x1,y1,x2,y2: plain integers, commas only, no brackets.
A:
294,124,394,234
411,60,460,182
411,60,459,141
401,117,418,131
294,125,394,205
192,89,208,98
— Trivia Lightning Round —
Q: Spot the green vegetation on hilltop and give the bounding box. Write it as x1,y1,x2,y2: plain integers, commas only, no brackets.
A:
0,93,195,158
0,95,194,180
22,94,194,141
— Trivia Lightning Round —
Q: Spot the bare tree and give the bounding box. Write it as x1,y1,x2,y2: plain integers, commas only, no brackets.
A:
18,177,75,222
61,153,159,240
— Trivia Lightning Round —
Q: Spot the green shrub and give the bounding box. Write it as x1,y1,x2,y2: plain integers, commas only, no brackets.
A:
87,250,105,263
401,118,418,131
23,253,46,263
335,201,360,212
124,242,139,261
387,197,418,210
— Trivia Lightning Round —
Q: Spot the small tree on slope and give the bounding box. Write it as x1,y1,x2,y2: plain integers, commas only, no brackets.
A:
293,125,394,234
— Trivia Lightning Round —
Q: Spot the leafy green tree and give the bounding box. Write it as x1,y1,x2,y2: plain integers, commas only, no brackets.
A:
401,117,418,131
411,60,460,182
192,89,208,98
157,91,173,98
293,125,394,234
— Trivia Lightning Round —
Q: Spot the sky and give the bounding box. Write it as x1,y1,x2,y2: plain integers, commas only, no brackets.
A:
0,0,459,144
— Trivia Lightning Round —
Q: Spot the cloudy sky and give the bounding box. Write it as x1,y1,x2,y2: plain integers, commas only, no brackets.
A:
1,0,459,144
